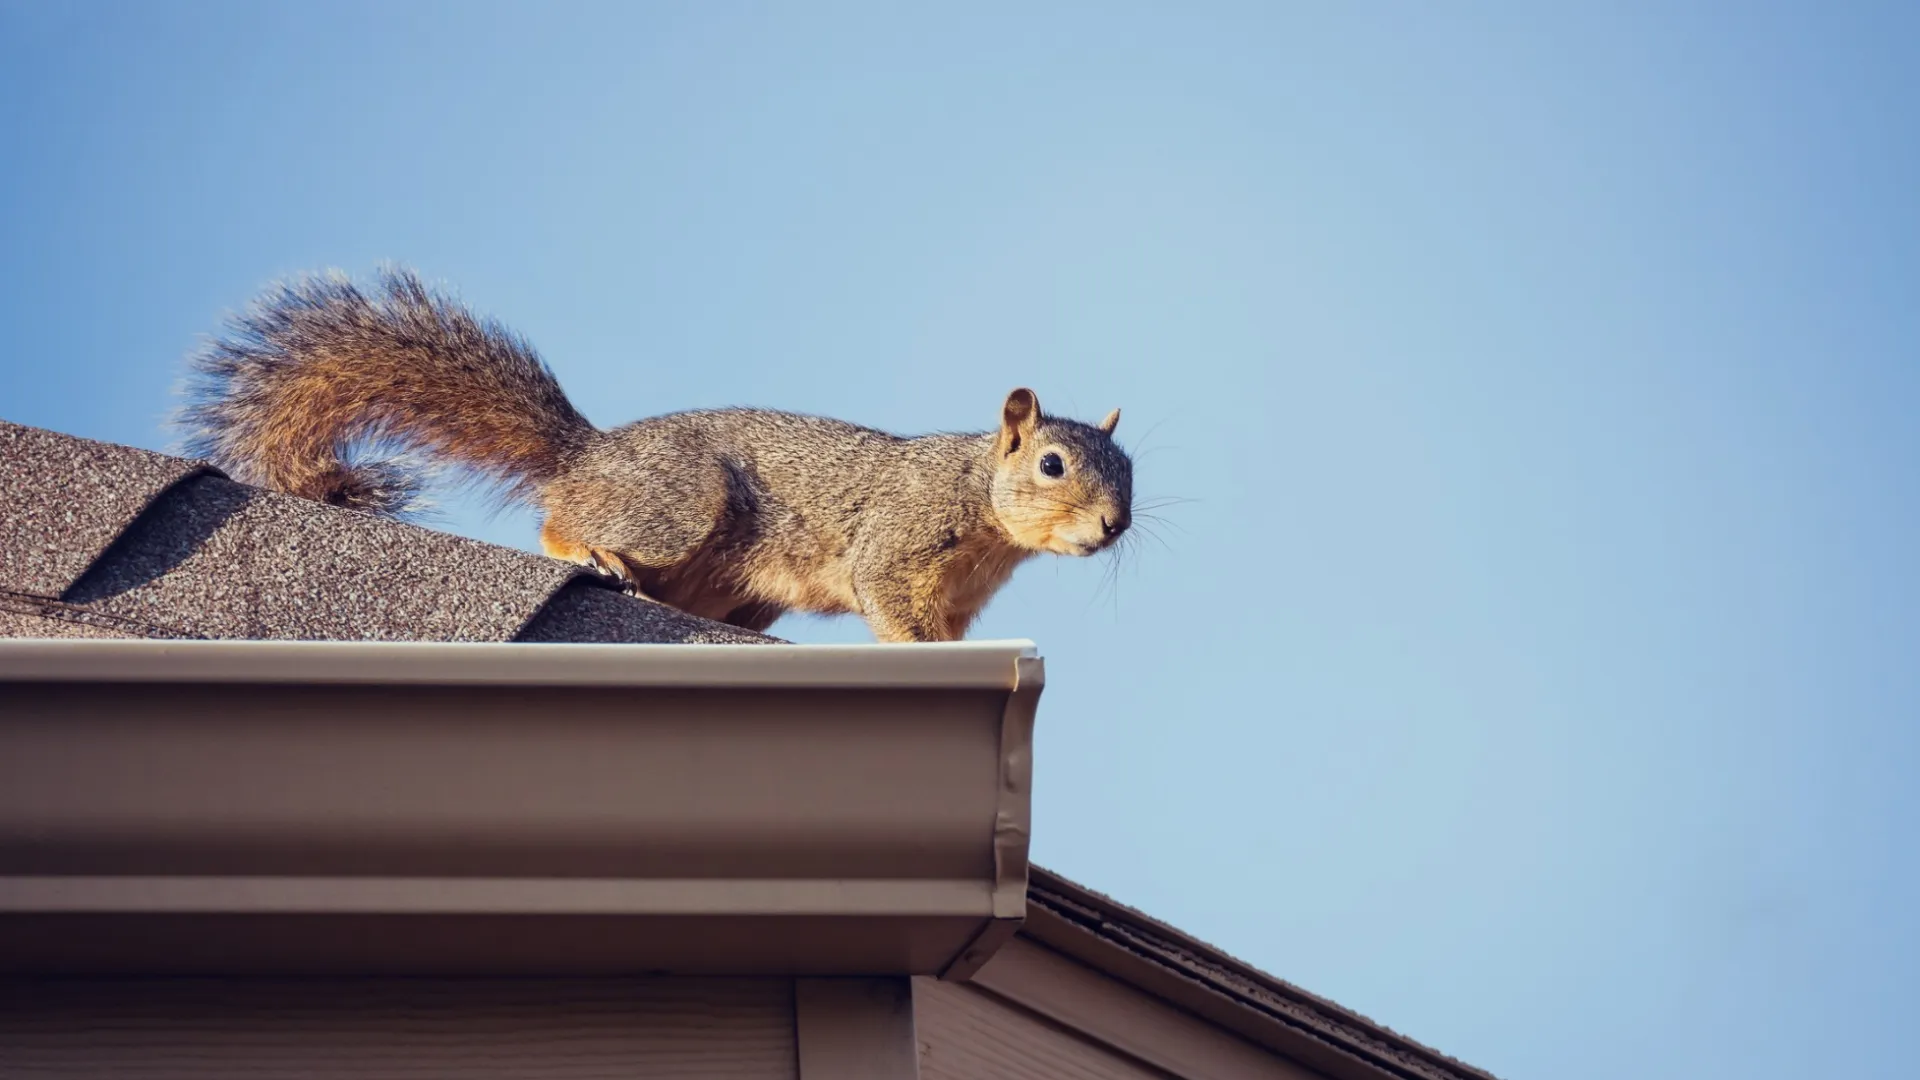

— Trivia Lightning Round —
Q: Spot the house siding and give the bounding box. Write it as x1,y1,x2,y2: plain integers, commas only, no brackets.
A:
915,974,1175,1080
0,977,798,1080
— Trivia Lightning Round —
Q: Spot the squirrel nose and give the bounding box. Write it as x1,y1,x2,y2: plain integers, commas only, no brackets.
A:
1100,514,1124,538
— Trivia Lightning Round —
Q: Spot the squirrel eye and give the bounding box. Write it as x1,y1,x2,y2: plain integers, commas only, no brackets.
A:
1039,452,1066,478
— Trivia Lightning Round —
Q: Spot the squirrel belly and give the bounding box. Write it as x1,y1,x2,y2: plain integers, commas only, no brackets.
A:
179,267,1135,642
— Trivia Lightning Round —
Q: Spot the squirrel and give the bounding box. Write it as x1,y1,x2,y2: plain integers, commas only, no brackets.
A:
177,267,1135,642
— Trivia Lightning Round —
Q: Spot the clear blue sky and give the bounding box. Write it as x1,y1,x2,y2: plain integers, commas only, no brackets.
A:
4,3,1916,1076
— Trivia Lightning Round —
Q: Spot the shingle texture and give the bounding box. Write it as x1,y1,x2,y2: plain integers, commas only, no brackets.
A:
0,422,216,597
0,419,777,645
1031,868,1500,1080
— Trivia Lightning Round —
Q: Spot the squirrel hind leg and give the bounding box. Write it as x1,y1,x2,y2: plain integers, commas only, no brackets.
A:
721,600,786,633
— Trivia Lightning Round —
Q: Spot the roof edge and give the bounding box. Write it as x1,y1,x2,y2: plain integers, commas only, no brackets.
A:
1020,867,1499,1080
0,637,1039,689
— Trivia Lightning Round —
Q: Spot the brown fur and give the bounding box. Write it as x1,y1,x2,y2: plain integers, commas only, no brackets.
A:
180,269,590,512
180,267,1134,642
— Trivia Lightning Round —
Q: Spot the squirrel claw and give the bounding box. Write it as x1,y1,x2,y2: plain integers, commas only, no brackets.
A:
585,550,634,589
584,549,668,606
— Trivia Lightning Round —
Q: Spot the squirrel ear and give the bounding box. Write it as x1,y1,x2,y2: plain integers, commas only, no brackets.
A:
999,388,1041,455
1097,407,1120,435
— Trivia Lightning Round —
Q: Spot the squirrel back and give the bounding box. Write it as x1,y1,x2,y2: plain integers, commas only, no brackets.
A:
180,268,1135,641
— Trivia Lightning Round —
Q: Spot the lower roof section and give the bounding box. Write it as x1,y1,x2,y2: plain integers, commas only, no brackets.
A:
0,638,1043,980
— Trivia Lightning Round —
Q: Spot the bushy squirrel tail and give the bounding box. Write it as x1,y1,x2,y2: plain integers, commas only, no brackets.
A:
178,267,595,517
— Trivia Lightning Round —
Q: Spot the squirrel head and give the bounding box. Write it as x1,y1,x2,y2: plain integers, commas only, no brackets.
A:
989,388,1134,556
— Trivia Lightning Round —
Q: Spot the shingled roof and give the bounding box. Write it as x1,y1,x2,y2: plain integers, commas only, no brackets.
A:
0,419,775,645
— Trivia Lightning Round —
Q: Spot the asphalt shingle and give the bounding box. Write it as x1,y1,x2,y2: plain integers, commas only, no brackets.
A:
0,419,778,645
0,420,215,597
